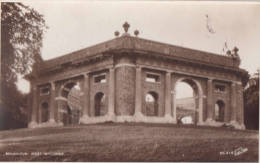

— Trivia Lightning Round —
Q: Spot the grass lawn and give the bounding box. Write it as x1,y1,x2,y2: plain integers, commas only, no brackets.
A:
0,123,258,162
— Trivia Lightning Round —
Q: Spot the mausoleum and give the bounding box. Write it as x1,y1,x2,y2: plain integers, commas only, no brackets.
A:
25,22,248,129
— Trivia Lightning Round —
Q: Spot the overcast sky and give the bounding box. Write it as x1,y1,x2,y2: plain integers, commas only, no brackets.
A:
17,1,260,96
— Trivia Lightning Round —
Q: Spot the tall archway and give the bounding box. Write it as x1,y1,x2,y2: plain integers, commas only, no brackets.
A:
59,81,83,125
174,78,203,125
215,100,225,122
40,102,49,123
145,91,159,116
94,92,106,116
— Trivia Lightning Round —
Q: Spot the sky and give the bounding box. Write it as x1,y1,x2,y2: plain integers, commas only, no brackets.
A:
17,1,260,97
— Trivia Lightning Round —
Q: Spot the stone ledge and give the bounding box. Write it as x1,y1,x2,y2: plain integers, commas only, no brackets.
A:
229,121,246,130
29,117,246,130
28,121,38,128
204,118,224,127
79,114,115,124
79,114,177,124
204,119,246,130
28,120,62,128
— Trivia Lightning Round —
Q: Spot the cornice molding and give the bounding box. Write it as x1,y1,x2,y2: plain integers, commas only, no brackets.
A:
34,35,243,77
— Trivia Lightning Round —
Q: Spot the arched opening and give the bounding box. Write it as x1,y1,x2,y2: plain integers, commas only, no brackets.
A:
145,91,159,116
60,81,83,125
40,102,49,123
215,100,225,122
94,92,106,116
175,78,200,125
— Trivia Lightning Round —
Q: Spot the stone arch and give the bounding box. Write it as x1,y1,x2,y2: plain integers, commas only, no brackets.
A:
94,92,106,116
57,79,82,125
215,100,225,122
59,80,78,98
145,91,159,116
173,77,204,125
40,101,49,123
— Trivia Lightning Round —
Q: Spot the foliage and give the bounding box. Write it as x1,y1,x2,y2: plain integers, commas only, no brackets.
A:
244,72,259,130
0,81,28,130
1,2,47,83
1,2,47,129
242,71,250,88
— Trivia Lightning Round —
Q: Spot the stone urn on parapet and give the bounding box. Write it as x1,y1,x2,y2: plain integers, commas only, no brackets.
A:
226,46,241,67
122,22,130,36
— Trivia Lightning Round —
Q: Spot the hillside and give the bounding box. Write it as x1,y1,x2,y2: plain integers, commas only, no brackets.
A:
0,123,258,162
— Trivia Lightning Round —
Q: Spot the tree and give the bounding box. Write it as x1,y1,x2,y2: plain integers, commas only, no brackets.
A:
1,2,47,83
244,71,259,130
0,82,28,130
1,2,47,130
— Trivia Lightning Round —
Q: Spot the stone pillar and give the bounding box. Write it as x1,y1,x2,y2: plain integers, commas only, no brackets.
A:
56,97,67,126
28,85,38,128
115,61,136,116
237,83,245,129
165,72,172,119
57,99,62,125
108,68,115,118
230,82,237,122
49,82,56,123
172,90,177,123
83,74,90,117
206,79,213,122
27,89,32,124
230,82,245,129
79,74,90,124
134,66,143,118
198,95,204,125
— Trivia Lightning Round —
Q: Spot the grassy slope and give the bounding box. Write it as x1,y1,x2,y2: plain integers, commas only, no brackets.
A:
0,123,258,162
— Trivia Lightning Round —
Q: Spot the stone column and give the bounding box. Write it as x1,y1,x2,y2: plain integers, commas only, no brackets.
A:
49,82,56,123
134,66,143,119
230,82,237,122
83,74,90,118
198,95,204,125
165,72,172,119
237,83,245,129
206,79,213,122
56,97,67,126
115,61,136,116
57,99,62,125
28,85,38,128
108,68,115,118
172,90,177,123
27,89,32,124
